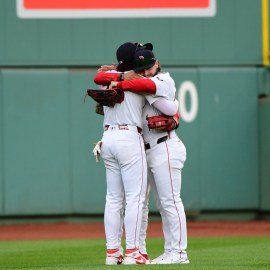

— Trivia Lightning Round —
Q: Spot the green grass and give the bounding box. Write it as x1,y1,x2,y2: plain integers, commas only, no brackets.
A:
0,237,270,269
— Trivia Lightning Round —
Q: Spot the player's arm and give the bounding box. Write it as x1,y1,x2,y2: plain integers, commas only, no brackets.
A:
147,111,180,131
97,64,117,73
152,98,178,116
94,70,143,85
147,98,180,131
94,71,121,85
156,98,180,131
112,78,157,94
111,74,172,96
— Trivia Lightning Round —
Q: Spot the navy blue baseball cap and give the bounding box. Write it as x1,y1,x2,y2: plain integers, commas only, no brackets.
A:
133,48,156,72
116,42,154,72
116,42,137,72
136,42,153,51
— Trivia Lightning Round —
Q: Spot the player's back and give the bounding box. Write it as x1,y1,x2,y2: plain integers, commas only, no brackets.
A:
103,91,145,129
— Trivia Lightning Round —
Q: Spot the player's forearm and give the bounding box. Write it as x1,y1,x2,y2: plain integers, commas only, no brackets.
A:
94,72,121,85
152,99,178,116
116,79,156,94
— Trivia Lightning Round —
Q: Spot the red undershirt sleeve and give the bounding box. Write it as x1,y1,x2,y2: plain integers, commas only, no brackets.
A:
116,78,156,94
94,72,120,85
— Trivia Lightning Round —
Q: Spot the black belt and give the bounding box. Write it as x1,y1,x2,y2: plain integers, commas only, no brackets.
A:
145,136,168,150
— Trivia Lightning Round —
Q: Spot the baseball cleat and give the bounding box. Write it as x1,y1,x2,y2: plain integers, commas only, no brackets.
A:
123,248,156,265
105,248,124,265
119,245,124,257
157,252,190,264
152,252,170,263
139,251,149,260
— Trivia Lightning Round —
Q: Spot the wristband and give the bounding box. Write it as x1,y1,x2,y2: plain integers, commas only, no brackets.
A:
119,72,125,81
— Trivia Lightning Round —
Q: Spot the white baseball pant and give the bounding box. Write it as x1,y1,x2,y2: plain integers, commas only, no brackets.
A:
101,125,147,250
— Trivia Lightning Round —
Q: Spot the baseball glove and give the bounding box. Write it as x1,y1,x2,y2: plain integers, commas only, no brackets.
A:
147,113,179,131
86,88,124,107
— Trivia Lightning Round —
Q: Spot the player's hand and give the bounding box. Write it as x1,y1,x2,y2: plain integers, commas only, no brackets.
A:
93,141,102,162
97,64,117,73
109,81,118,88
124,70,144,81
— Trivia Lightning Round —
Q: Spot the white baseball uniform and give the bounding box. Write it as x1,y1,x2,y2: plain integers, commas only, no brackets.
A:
98,78,147,250
94,70,187,258
109,73,180,256
143,72,188,257
116,72,188,257
117,71,187,257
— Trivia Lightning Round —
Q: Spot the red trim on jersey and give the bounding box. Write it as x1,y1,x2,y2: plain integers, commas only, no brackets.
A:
117,78,156,94
94,72,120,85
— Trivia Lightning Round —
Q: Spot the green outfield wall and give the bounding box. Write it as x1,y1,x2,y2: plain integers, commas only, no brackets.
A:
259,96,270,211
0,0,269,217
0,67,262,215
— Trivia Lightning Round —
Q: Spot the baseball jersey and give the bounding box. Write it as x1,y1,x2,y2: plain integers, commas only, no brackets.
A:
103,92,145,129
95,70,146,129
143,72,177,143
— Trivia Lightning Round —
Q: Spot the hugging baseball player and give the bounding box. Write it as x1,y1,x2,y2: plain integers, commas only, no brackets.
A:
90,43,189,265
109,48,189,264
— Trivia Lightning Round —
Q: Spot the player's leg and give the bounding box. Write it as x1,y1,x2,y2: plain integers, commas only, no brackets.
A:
118,197,125,257
101,133,124,265
147,137,189,264
148,167,171,262
119,132,147,249
139,179,150,259
117,131,149,264
164,137,187,255
103,163,124,264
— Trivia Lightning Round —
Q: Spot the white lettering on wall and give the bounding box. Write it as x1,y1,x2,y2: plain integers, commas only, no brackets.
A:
178,81,198,122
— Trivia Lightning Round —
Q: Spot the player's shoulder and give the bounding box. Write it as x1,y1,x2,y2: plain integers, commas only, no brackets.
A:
153,72,173,81
153,73,175,90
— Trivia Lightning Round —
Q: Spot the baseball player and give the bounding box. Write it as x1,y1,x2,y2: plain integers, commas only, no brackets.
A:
96,42,149,265
93,43,179,265
110,48,189,264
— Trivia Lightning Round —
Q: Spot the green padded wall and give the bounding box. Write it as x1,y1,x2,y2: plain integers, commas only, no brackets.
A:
259,97,270,211
166,68,201,211
0,70,3,214
0,68,109,215
2,69,72,214
167,68,259,211
199,68,259,209
0,67,260,215
69,70,107,213
0,0,267,216
258,68,270,96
